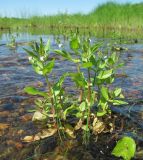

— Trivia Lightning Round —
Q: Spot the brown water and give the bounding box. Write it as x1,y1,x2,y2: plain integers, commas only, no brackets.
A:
0,32,143,159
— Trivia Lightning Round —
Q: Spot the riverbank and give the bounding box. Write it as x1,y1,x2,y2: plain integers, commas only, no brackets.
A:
1,2,143,38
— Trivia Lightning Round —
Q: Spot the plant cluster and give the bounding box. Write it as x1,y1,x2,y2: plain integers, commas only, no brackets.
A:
24,35,135,159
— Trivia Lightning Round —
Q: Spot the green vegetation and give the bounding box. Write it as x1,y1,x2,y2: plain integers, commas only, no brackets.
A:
6,35,16,48
0,2,139,159
112,136,136,160
1,1,143,37
23,34,136,159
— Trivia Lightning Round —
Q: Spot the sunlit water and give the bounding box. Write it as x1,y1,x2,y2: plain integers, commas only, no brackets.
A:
0,32,143,159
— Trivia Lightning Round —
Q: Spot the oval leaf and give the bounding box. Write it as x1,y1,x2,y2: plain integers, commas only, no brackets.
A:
43,60,55,75
70,37,80,50
112,136,136,160
24,86,47,97
101,86,109,100
97,69,113,80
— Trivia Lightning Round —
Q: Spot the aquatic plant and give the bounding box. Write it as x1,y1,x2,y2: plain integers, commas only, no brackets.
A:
24,38,71,142
23,35,135,159
7,35,16,48
55,33,128,143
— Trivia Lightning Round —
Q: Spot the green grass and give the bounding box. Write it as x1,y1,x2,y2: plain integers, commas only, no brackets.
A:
1,2,143,38
91,2,143,28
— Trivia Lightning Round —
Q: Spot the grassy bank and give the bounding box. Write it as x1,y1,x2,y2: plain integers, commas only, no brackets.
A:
1,2,143,37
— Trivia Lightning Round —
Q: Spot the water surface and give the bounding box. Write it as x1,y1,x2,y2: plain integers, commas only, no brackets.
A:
0,32,143,159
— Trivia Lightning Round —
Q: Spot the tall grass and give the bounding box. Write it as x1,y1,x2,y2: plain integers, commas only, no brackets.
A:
90,2,143,28
0,2,143,37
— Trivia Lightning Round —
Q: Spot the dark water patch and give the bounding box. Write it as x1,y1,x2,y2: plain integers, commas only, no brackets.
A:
0,103,15,111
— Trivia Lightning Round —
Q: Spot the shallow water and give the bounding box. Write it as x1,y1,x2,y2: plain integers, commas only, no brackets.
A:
0,32,143,159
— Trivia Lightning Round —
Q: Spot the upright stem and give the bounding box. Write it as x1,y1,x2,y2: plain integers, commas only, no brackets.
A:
59,95,64,108
45,75,55,121
77,63,83,102
87,68,91,136
87,68,91,105
53,91,65,143
78,89,83,102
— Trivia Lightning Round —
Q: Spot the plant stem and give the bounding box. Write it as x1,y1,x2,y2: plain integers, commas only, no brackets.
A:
78,89,83,102
87,68,91,104
53,91,65,143
77,63,83,102
60,95,64,108
87,68,91,124
45,75,55,122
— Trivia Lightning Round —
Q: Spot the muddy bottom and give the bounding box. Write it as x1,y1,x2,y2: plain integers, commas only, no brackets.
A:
1,107,143,160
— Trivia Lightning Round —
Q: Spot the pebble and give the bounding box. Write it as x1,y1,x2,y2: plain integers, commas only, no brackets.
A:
17,129,25,135
0,111,10,117
0,123,10,130
20,114,32,122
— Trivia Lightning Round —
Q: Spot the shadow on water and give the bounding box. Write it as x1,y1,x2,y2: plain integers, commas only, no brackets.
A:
0,31,143,159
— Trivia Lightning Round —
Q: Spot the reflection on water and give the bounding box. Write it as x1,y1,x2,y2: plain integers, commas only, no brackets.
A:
0,32,143,159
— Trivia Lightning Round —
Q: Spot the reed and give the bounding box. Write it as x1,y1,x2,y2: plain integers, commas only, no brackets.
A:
1,2,143,37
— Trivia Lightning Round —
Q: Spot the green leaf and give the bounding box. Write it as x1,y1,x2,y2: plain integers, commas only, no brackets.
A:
101,86,109,100
24,86,47,97
99,61,106,69
82,62,93,68
119,94,125,99
111,52,117,63
63,105,78,120
70,37,80,50
117,63,124,68
98,98,108,111
56,73,68,86
52,73,68,96
39,37,44,55
43,60,55,75
108,57,114,65
23,48,38,60
97,110,107,117
33,66,43,75
76,112,83,118
72,58,80,63
91,43,102,53
112,136,136,160
79,102,86,112
35,42,39,52
81,125,90,131
90,55,96,66
106,77,115,84
114,88,122,97
52,85,61,96
70,73,87,87
55,50,80,63
35,60,43,68
55,50,72,61
44,39,50,52
113,100,128,105
97,69,113,80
